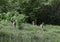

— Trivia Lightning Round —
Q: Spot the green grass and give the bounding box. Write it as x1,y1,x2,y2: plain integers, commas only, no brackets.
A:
0,22,60,42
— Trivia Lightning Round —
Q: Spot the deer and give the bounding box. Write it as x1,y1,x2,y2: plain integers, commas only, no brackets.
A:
32,20,35,25
32,19,37,25
40,22,44,31
11,19,16,28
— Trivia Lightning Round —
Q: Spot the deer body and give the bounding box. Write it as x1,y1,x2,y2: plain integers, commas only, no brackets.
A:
32,21,35,25
13,21,16,27
40,22,44,30
11,20,16,28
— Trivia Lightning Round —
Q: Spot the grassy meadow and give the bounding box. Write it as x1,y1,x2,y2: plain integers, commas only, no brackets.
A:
0,21,60,42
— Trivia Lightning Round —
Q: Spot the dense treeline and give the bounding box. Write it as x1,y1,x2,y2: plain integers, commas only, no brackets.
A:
0,0,60,25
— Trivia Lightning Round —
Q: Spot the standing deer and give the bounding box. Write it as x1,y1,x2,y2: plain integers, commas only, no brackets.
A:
32,19,37,25
40,22,44,31
11,20,16,28
32,21,35,25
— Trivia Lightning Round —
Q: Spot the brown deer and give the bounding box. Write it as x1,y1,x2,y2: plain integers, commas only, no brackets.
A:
32,19,37,25
32,20,35,25
40,22,44,31
11,20,16,28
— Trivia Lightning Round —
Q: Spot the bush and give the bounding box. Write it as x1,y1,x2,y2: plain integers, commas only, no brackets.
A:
11,14,28,29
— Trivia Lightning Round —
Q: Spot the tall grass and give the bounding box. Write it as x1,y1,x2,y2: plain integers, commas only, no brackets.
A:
0,22,60,42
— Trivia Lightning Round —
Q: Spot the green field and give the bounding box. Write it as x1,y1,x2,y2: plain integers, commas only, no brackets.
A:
0,22,60,42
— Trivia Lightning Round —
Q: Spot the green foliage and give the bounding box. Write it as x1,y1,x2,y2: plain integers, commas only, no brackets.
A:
12,14,27,25
0,0,60,24
5,12,13,20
